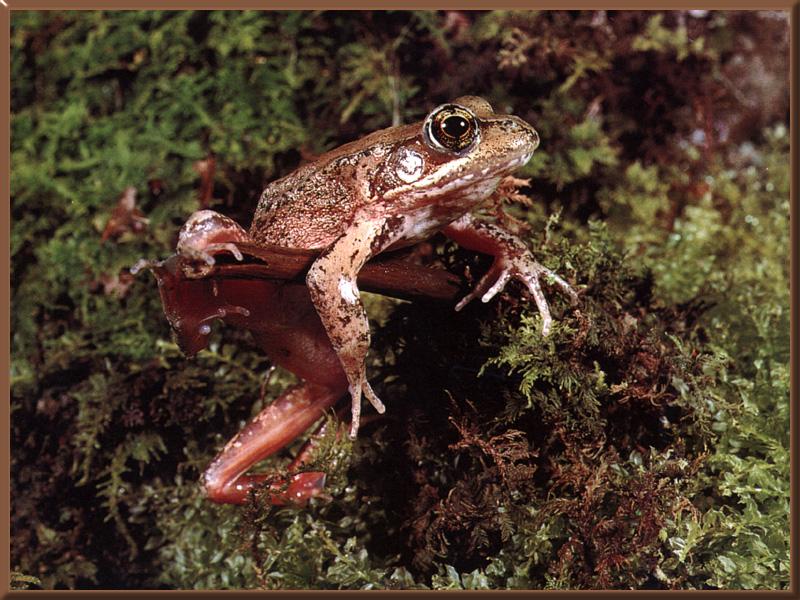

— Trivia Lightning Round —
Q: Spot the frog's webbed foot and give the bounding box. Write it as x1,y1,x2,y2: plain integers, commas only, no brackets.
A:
306,216,401,438
455,255,578,335
176,210,250,272
444,213,578,336
180,242,244,266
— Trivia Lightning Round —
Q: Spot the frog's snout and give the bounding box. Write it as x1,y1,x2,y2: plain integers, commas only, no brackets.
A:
529,125,540,152
495,115,540,156
514,117,540,153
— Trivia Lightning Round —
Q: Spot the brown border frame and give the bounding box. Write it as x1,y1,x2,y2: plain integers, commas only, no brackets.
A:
2,5,798,597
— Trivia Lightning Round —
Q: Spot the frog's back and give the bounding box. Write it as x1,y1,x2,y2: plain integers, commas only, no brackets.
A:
249,159,361,250
249,123,420,250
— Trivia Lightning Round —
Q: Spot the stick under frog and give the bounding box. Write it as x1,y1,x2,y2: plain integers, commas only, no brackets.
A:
137,96,578,505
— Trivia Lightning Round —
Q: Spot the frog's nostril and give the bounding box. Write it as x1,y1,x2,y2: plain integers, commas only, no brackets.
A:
507,117,539,151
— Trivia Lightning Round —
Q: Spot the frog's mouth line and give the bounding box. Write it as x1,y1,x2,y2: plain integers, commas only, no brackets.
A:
385,149,534,203
432,149,535,194
458,151,533,182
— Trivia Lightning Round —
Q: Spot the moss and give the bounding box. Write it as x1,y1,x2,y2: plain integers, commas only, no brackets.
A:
11,10,789,589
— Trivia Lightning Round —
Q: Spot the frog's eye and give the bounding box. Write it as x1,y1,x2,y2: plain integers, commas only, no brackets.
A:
424,104,479,153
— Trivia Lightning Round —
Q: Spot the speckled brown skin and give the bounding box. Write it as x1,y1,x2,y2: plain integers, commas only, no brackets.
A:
175,96,576,504
250,96,538,250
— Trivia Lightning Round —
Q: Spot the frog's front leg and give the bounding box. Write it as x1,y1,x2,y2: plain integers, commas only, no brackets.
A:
176,209,251,266
306,216,402,438
442,213,578,335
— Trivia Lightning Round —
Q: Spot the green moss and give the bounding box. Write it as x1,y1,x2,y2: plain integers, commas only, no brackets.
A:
11,10,789,590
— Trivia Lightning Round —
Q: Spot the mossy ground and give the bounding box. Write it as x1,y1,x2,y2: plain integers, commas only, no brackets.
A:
11,10,790,589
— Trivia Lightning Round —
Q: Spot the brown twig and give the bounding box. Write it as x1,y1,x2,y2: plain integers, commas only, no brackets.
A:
159,241,466,303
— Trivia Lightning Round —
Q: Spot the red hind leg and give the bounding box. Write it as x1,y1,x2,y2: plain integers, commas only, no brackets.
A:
149,246,352,506
203,381,346,505
197,283,350,505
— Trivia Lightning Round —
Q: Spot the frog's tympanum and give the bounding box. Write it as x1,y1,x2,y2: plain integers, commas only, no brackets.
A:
156,96,577,505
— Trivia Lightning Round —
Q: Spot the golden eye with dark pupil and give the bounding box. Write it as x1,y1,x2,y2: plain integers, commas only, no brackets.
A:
425,104,478,153
441,115,470,139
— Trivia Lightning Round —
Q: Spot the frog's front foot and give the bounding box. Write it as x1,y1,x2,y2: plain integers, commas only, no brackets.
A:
177,210,251,271
347,378,386,439
456,252,578,336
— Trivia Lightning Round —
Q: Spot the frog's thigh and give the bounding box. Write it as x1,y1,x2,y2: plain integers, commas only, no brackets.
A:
249,284,349,390
202,284,349,504
252,326,348,391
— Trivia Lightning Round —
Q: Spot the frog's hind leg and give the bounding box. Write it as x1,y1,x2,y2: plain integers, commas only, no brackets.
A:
203,381,346,505
202,290,351,506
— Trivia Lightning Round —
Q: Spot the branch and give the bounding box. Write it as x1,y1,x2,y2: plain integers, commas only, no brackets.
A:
146,241,466,303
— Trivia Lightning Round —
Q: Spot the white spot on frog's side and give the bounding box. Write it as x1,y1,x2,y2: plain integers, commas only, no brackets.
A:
338,276,359,305
396,149,424,183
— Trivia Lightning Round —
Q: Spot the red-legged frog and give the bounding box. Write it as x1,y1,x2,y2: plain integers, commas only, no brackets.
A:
169,96,577,505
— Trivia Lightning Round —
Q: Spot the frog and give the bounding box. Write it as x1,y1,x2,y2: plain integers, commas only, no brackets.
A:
170,96,577,505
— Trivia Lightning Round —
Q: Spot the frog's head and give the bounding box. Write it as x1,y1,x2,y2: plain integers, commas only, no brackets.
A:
379,96,539,204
